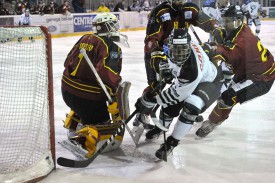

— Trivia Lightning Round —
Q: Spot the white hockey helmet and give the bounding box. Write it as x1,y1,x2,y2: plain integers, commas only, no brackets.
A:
92,13,120,38
167,0,185,11
167,28,191,66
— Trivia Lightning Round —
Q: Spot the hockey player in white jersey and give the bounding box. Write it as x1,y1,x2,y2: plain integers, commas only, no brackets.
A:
242,0,266,36
19,9,32,25
18,9,34,42
134,28,223,160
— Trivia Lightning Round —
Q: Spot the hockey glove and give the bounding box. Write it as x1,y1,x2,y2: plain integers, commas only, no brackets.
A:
260,11,267,18
159,60,173,84
150,47,168,73
135,93,157,114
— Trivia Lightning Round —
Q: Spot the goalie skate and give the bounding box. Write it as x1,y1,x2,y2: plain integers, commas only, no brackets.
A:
59,139,88,160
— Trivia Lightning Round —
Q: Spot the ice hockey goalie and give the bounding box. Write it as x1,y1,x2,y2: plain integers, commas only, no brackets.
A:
60,81,131,159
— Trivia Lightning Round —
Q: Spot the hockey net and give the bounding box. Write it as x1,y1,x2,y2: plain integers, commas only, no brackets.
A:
0,26,55,182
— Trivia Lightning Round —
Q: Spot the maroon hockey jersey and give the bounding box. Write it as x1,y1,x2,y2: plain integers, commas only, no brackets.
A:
212,24,275,81
145,2,221,53
62,34,122,101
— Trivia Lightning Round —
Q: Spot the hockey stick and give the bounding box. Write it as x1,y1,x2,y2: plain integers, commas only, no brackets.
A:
150,106,168,131
161,108,167,162
190,25,202,45
57,110,138,168
80,48,137,145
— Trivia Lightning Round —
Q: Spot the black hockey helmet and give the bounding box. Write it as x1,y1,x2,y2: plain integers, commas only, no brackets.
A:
222,5,243,19
167,28,191,66
222,5,244,30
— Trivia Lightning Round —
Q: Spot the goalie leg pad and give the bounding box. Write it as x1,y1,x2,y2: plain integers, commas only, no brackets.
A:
98,133,124,153
95,121,125,153
76,126,100,158
63,110,81,130
116,81,131,120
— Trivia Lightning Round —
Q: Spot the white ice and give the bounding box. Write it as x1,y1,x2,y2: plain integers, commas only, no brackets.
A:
42,20,275,183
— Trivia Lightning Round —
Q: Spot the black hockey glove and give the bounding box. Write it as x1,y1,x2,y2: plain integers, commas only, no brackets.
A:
260,11,267,18
135,93,157,114
159,60,173,84
150,47,168,73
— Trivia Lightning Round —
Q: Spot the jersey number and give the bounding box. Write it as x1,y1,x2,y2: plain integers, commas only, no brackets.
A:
173,21,178,29
257,40,267,62
71,53,84,76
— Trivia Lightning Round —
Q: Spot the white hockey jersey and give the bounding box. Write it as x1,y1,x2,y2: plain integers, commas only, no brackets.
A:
156,41,218,108
242,1,262,19
19,13,32,25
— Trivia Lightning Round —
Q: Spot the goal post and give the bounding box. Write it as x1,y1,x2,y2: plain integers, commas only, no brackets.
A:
0,26,55,182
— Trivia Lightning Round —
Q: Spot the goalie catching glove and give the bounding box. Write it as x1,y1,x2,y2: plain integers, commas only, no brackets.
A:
135,93,157,114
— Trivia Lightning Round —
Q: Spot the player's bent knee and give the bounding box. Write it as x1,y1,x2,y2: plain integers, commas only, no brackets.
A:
221,87,238,107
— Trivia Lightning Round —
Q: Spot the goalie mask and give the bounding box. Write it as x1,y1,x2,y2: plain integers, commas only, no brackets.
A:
92,13,120,38
222,5,244,31
167,0,185,11
167,28,191,66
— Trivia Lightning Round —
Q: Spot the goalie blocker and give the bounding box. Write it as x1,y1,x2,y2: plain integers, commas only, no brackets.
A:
61,81,131,156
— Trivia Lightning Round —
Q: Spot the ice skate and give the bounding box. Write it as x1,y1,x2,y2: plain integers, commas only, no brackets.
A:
145,126,162,140
196,120,219,138
59,137,88,160
155,136,179,161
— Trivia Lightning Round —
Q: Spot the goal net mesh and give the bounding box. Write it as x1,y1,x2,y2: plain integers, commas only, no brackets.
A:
0,26,54,182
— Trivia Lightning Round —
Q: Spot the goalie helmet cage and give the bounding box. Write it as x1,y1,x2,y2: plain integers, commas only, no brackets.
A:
0,26,55,182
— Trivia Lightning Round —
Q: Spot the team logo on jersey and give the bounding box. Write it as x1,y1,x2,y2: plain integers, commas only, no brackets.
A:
110,51,119,59
184,11,193,19
160,13,171,22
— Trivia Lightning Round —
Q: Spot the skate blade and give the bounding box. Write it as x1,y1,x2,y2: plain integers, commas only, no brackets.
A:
131,126,144,145
59,140,87,160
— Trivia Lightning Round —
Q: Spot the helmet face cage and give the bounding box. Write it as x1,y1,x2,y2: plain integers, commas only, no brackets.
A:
92,13,120,37
167,28,191,66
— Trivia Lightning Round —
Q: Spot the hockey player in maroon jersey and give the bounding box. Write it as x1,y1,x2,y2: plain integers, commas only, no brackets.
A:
135,28,223,160
196,5,275,138
133,0,225,130
61,13,125,159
